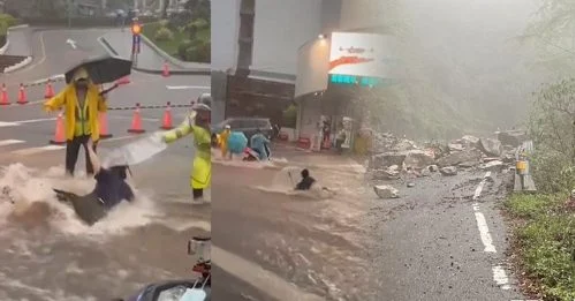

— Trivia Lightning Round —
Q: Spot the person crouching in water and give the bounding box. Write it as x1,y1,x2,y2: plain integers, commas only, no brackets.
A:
295,169,315,190
294,169,333,195
53,139,135,226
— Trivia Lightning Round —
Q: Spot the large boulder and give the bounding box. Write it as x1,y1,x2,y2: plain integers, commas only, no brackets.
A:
436,149,483,167
403,150,436,170
392,139,417,151
480,160,504,172
440,166,458,176
374,185,400,199
478,138,502,157
461,135,480,147
447,143,464,151
371,151,408,169
498,130,527,147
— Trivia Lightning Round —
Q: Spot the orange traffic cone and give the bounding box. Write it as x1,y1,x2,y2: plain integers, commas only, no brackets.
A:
116,76,130,85
49,111,66,145
162,61,170,77
17,84,27,104
128,103,146,134
44,80,54,99
99,111,113,139
160,102,174,130
0,83,9,105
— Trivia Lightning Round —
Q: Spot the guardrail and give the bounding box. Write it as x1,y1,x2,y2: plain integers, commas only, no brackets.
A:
514,140,537,193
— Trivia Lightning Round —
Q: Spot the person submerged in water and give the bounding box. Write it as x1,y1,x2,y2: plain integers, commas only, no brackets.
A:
53,139,135,225
295,169,316,191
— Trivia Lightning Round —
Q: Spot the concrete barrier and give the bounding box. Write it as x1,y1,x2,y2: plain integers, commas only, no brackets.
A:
513,140,537,193
4,56,32,73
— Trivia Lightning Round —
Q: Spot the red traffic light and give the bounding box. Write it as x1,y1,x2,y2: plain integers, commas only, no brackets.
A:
131,23,142,35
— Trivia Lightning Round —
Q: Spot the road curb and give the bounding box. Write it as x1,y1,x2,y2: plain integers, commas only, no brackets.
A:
139,30,210,70
3,56,32,73
98,36,211,75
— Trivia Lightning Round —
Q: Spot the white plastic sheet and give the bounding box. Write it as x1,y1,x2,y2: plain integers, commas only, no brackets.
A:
103,132,168,167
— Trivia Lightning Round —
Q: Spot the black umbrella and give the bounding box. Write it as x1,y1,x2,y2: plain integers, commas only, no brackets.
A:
65,55,132,85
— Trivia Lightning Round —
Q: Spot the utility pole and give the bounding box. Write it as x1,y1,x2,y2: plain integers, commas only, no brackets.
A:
67,0,72,28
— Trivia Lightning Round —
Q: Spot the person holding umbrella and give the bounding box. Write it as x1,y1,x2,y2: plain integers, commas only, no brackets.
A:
43,55,132,176
44,68,108,176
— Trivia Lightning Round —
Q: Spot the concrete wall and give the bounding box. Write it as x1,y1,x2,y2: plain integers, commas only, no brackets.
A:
294,38,330,98
211,0,241,72
296,95,322,139
251,0,322,75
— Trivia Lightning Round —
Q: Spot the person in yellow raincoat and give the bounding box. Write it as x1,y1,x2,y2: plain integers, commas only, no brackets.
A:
43,68,108,176
218,124,231,160
162,101,212,203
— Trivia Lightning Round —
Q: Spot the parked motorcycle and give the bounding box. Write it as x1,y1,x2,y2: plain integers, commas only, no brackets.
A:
242,144,272,162
114,236,211,301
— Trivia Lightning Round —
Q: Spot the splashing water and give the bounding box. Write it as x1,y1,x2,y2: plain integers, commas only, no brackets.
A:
253,166,337,199
0,163,158,237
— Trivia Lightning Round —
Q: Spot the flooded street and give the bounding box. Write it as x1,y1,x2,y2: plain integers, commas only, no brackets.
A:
0,144,209,301
212,152,377,300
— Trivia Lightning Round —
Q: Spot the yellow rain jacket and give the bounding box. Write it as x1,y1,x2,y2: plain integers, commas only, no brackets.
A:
43,83,107,142
163,111,212,189
219,129,231,156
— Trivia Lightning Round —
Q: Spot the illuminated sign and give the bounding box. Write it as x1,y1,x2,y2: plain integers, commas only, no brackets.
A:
330,74,397,87
329,32,395,79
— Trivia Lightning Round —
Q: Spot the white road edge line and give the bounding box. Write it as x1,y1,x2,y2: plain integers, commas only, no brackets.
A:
492,265,511,290
472,171,512,291
11,145,65,156
0,139,25,146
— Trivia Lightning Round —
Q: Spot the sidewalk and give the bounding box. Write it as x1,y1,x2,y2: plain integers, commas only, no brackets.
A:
99,29,210,75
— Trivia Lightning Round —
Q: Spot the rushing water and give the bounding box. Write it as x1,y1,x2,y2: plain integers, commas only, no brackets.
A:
0,161,203,300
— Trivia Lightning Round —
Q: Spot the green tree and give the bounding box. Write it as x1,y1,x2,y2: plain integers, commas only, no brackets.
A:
527,78,575,192
521,0,575,73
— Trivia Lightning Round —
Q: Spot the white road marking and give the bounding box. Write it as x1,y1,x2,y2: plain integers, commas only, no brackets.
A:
66,38,77,49
212,246,324,301
472,171,512,292
11,145,65,156
17,118,56,124
472,172,496,253
472,204,497,253
0,139,24,146
166,85,210,90
0,121,20,127
473,171,490,199
492,265,511,290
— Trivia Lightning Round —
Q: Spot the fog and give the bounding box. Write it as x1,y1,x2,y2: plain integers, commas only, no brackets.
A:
373,0,554,138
